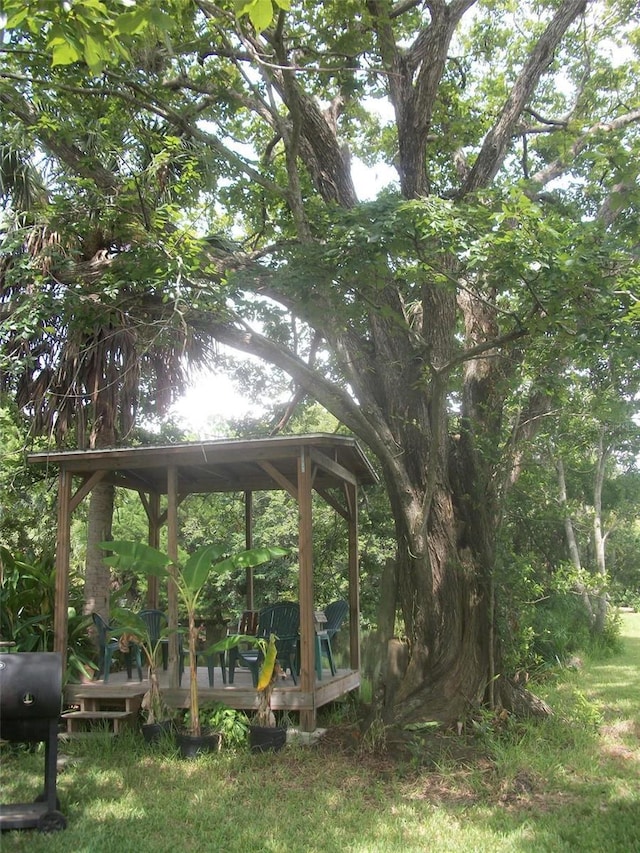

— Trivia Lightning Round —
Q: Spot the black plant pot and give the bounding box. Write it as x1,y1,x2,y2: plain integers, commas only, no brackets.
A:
141,719,174,744
248,725,287,753
176,729,221,758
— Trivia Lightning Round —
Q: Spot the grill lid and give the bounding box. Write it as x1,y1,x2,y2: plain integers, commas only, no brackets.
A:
0,652,63,721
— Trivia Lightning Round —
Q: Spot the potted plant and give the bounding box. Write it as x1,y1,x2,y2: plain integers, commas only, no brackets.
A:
100,540,287,756
109,607,175,743
248,633,288,752
188,702,249,751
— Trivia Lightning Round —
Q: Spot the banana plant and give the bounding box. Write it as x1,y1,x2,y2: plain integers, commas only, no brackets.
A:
254,633,279,727
108,607,173,725
99,540,287,737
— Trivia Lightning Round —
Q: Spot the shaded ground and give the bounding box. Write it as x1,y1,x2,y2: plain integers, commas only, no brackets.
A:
315,719,495,805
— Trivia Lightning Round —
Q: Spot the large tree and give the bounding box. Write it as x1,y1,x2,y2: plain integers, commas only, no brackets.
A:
1,0,638,722
0,112,215,616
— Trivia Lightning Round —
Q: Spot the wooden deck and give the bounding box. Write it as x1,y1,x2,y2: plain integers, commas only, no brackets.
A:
64,663,360,726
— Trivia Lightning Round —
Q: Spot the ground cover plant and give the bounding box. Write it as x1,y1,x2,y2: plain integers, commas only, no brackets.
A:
1,612,638,853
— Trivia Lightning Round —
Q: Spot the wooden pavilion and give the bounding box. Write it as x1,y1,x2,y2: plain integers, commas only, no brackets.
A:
27,433,378,731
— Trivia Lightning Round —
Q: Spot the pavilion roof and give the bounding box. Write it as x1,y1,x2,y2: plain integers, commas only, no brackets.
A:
27,433,378,496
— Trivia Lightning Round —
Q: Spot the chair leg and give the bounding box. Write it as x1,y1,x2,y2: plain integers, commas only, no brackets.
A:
314,636,323,680
178,647,185,686
219,652,227,685
103,647,113,682
228,647,238,684
283,649,297,684
248,659,260,687
322,636,336,676
134,646,143,681
204,654,215,687
178,648,184,687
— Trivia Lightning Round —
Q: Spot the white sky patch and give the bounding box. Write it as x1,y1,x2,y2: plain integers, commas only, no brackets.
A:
352,157,398,200
171,372,265,435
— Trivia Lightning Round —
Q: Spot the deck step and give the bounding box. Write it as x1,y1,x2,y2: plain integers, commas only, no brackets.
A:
71,691,144,714
62,710,134,734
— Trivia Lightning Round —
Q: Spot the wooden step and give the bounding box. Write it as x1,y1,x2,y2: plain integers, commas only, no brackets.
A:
71,692,144,714
62,710,134,734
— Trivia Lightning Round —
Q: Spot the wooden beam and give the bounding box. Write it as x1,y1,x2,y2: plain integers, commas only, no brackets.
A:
258,461,298,499
157,493,187,527
315,486,348,519
69,470,106,513
309,447,357,486
53,469,72,657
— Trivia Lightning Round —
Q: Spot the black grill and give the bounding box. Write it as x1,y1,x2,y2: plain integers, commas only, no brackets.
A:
0,652,67,832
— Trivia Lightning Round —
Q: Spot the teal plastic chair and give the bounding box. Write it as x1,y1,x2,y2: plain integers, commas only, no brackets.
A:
324,600,349,639
92,612,142,682
228,602,300,686
177,625,227,687
138,609,169,670
315,600,348,678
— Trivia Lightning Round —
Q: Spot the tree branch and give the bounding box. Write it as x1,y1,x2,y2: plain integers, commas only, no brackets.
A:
529,108,640,189
462,0,590,194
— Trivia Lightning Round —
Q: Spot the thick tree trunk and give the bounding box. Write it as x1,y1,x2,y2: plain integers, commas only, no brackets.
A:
386,483,492,724
83,480,114,618
83,421,117,618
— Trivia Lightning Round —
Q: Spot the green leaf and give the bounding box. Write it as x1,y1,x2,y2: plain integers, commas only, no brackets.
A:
249,3,272,31
51,40,82,67
233,546,288,568
5,8,30,29
235,0,277,32
146,7,176,32
98,541,171,578
83,33,105,72
182,543,229,591
114,9,150,36
204,633,257,655
109,607,148,641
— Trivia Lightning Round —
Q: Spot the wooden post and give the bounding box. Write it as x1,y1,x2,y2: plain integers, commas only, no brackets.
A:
53,468,72,657
167,466,179,687
346,482,360,671
244,490,254,610
297,446,315,732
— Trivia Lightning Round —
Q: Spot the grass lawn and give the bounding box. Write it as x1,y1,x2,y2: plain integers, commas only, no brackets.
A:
1,612,638,852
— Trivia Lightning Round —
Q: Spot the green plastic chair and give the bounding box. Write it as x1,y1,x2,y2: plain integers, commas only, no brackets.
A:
324,600,349,639
228,602,300,686
315,600,348,678
138,609,169,670
92,612,142,682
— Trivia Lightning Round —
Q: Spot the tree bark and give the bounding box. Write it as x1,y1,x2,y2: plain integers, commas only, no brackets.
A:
83,421,117,619
592,429,610,634
84,480,114,618
554,453,595,625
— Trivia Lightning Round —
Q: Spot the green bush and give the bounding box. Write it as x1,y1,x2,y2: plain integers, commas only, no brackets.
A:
185,702,250,749
0,546,95,680
531,592,593,663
